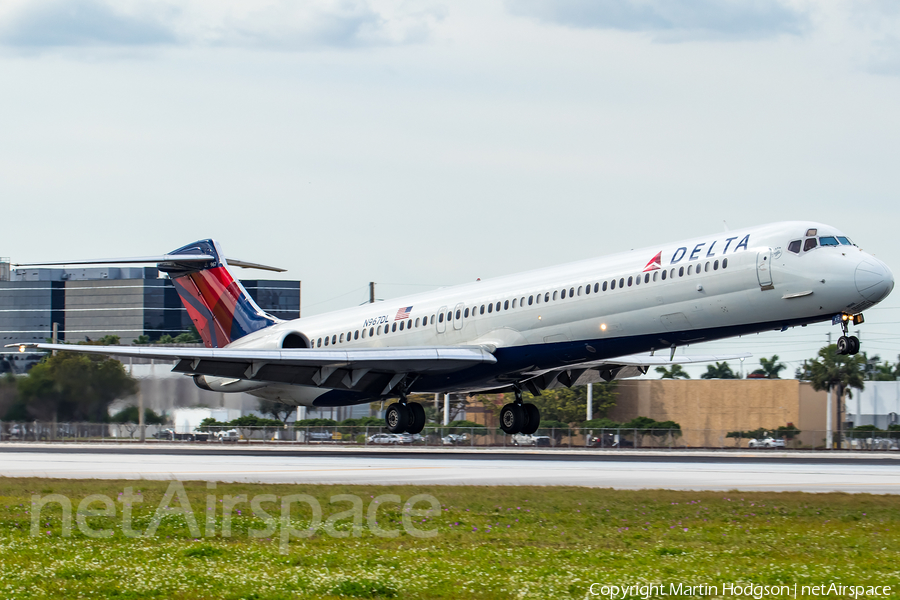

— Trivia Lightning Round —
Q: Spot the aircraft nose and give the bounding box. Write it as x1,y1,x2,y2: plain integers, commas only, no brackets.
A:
856,258,894,303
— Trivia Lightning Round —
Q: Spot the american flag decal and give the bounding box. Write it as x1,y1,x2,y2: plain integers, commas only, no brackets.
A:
395,306,413,320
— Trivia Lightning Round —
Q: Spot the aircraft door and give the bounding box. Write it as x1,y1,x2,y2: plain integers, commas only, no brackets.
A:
453,303,464,330
437,305,448,333
757,249,774,289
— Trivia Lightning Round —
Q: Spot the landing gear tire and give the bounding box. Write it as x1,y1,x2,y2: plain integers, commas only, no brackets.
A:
837,336,850,355
386,403,410,433
520,403,541,435
500,403,526,434
849,336,860,355
407,402,426,435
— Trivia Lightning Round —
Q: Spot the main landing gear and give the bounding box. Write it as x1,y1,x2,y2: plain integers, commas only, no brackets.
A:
836,314,862,356
499,388,541,435
385,399,426,435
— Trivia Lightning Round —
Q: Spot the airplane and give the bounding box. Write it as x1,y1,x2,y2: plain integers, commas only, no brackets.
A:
10,221,894,436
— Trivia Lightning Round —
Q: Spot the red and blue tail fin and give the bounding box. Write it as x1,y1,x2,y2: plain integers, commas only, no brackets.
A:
160,240,280,348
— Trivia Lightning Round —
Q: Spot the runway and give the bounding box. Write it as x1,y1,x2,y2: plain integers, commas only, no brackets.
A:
2,444,899,492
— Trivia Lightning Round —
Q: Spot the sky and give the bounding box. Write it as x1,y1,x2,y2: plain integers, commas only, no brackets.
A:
1,0,899,378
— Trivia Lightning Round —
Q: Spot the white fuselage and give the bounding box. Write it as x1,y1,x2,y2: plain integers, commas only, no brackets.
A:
217,221,894,406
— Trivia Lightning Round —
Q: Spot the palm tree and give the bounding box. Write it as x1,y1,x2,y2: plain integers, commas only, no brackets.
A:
655,365,690,379
700,361,738,379
803,345,866,447
752,355,786,379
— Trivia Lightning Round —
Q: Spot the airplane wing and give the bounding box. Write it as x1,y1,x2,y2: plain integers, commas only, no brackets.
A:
516,352,753,392
7,343,496,394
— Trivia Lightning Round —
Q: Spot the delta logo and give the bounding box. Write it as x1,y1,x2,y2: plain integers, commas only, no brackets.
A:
642,234,751,272
642,252,662,272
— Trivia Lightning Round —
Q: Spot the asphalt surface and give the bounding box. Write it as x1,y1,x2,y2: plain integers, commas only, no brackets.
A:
1,443,899,493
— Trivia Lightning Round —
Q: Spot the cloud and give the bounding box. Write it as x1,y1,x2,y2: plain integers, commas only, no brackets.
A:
0,0,442,50
0,0,175,46
507,0,809,41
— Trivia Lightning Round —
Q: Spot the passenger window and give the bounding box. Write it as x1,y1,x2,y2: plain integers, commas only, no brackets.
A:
585,285,590,295
494,302,500,312
627,276,633,287
340,333,345,343
561,289,566,299
415,318,420,327
688,265,693,275
644,273,650,283
661,270,667,280
635,275,640,286
819,236,839,246
333,335,337,345
723,258,728,268
804,238,817,251
837,236,851,245
448,311,453,321
480,305,485,314
569,287,574,297
714,260,719,270
679,267,684,277
324,336,329,346
439,313,444,323
317,338,322,347
602,281,608,291
528,295,533,305
502,300,508,310
430,316,435,325
610,279,616,290
594,283,599,293
399,322,404,331
788,240,801,253
377,326,382,335
355,330,359,340
488,303,493,313
464,308,469,318
544,292,550,302
408,320,412,329
619,278,624,288
370,327,375,337
536,294,542,304
520,296,525,306
653,271,658,281
553,291,558,301
391,323,397,333
456,309,461,319
512,299,517,309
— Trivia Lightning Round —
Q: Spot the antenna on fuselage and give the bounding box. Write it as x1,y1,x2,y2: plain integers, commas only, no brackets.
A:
723,220,730,232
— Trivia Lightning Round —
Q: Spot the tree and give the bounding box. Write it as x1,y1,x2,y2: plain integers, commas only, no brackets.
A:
656,365,690,379
701,362,738,379
862,354,898,381
258,399,294,424
133,335,150,345
0,372,20,420
110,405,165,425
751,355,786,379
802,344,866,443
16,351,138,422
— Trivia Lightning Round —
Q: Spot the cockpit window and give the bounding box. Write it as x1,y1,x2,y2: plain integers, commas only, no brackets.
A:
806,228,817,237
819,236,839,246
788,240,801,254
837,236,852,245
804,238,817,252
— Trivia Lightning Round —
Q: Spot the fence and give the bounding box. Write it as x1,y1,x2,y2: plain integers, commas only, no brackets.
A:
1,421,898,451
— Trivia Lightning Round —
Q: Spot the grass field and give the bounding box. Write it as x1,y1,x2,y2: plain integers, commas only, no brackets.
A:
0,478,898,599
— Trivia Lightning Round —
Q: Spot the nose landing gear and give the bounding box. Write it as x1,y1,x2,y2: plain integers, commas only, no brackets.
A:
836,313,862,356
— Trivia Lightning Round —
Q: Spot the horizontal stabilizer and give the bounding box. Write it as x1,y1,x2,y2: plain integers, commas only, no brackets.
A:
14,255,284,272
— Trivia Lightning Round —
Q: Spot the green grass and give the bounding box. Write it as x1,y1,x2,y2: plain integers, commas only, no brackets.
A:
0,478,898,598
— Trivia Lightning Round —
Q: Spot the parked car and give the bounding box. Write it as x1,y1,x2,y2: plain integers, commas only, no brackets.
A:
368,433,404,445
511,434,552,447
748,437,785,449
441,433,469,445
154,428,210,442
215,429,240,443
